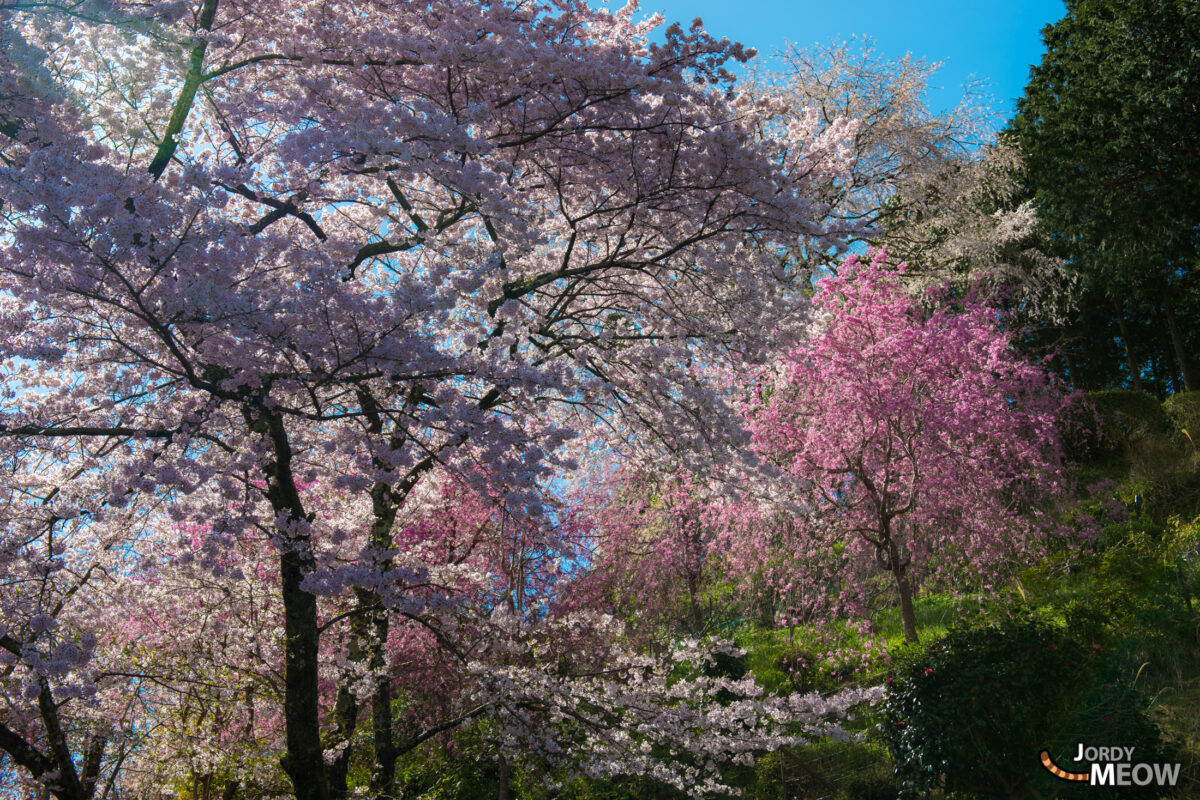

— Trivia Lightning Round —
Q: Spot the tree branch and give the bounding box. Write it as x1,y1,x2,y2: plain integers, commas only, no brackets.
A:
148,0,220,179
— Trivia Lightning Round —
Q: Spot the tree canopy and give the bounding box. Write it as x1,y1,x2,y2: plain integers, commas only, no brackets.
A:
1,1,1194,798
743,252,1068,643
1010,0,1200,391
0,1,862,797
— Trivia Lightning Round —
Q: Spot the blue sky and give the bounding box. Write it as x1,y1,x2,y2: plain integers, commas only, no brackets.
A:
603,0,1066,121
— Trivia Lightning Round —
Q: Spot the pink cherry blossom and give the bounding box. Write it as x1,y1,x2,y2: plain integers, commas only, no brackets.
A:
0,0,865,796
743,250,1072,642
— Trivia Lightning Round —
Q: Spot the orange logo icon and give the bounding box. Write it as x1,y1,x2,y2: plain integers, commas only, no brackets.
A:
1039,750,1088,782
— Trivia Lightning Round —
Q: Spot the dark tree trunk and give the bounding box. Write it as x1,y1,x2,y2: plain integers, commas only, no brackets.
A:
1163,299,1196,392
329,597,395,800
351,393,402,797
757,584,776,628
279,547,327,800
688,572,704,634
881,522,918,644
365,465,399,795
1178,566,1200,646
80,735,105,800
248,407,328,800
328,630,361,800
39,680,85,800
1115,307,1143,391
369,609,396,795
497,755,510,800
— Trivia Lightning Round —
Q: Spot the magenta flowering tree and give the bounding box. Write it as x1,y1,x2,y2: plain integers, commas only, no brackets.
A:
744,251,1069,643
562,466,727,639
0,0,865,796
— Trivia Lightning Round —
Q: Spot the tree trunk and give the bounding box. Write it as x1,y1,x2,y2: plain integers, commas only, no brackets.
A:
1179,565,1200,646
80,734,105,800
883,523,919,643
688,574,704,634
497,755,510,800
895,568,919,644
366,479,398,795
250,408,328,800
328,630,361,800
38,679,85,800
368,608,395,795
1115,307,1144,391
757,584,776,628
279,548,327,800
1163,299,1196,392
1061,350,1078,390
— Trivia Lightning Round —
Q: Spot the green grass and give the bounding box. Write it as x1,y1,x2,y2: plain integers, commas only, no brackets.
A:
871,591,960,650
734,592,967,692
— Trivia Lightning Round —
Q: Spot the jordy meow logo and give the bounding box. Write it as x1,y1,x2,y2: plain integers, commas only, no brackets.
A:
1040,745,1181,788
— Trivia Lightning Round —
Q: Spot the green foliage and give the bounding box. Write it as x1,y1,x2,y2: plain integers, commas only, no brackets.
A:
881,618,1173,799
735,628,797,696
1010,0,1200,392
552,774,689,800
1012,0,1200,275
1017,512,1200,689
1092,517,1200,682
392,725,520,800
1007,512,1200,795
1087,390,1171,452
1164,392,1200,451
746,740,898,800
837,771,901,800
737,620,889,694
1073,391,1200,519
872,592,961,651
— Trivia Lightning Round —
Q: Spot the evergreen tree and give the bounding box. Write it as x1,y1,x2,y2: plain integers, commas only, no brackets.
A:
1011,0,1200,392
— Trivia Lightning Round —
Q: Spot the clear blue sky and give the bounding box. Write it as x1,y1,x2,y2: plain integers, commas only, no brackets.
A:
599,0,1066,121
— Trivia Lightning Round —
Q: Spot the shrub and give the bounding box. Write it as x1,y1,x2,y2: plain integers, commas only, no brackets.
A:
1087,390,1171,453
771,619,890,693
1079,391,1200,518
1164,391,1200,452
881,618,1173,799
837,771,900,800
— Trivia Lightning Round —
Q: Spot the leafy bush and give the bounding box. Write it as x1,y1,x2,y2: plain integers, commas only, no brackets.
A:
772,620,890,693
1076,391,1200,518
881,618,1173,799
747,740,896,800
1085,390,1171,455
393,731,508,800
837,771,900,800
1164,391,1200,451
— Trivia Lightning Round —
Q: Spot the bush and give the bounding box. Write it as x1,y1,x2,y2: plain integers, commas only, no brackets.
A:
1085,390,1172,456
1164,391,1200,451
837,771,900,800
771,619,889,693
881,618,1174,799
746,740,895,800
1076,390,1200,518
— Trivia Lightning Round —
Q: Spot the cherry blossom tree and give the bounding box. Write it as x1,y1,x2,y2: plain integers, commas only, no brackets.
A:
743,39,992,266
561,466,726,639
743,251,1070,643
747,41,1072,323
879,140,1075,327
0,0,862,797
